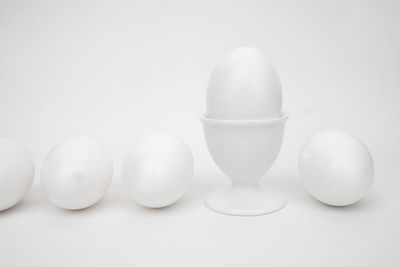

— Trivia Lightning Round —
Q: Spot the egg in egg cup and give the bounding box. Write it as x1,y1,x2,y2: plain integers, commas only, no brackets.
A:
201,47,288,216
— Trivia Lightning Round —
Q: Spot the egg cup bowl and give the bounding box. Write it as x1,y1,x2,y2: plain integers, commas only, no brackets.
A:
200,112,288,216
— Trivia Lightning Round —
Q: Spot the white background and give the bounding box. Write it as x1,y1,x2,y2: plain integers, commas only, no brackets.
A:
0,0,399,266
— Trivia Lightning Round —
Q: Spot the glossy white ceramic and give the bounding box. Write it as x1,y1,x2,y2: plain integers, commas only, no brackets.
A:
201,112,288,216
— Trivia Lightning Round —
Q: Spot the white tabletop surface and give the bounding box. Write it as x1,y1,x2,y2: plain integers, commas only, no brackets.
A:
0,0,399,266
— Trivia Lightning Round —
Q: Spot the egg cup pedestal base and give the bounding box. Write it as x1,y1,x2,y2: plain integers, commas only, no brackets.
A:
205,185,285,216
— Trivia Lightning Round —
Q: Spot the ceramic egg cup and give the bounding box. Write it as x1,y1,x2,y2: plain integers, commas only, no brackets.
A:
201,112,288,216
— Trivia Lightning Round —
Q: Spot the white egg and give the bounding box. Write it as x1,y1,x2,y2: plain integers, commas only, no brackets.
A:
207,46,282,120
41,137,113,210
122,131,193,208
0,138,34,211
299,130,374,206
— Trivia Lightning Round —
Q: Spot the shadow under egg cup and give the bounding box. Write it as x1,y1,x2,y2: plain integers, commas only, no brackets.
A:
200,112,288,216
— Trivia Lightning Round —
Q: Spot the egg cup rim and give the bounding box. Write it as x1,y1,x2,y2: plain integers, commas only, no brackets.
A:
200,112,288,125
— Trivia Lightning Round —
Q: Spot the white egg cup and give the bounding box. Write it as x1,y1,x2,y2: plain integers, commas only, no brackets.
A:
201,112,288,216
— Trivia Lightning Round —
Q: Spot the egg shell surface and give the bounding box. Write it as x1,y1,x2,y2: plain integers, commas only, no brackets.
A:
122,131,193,208
207,47,282,120
41,137,113,210
0,138,34,211
299,130,374,206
